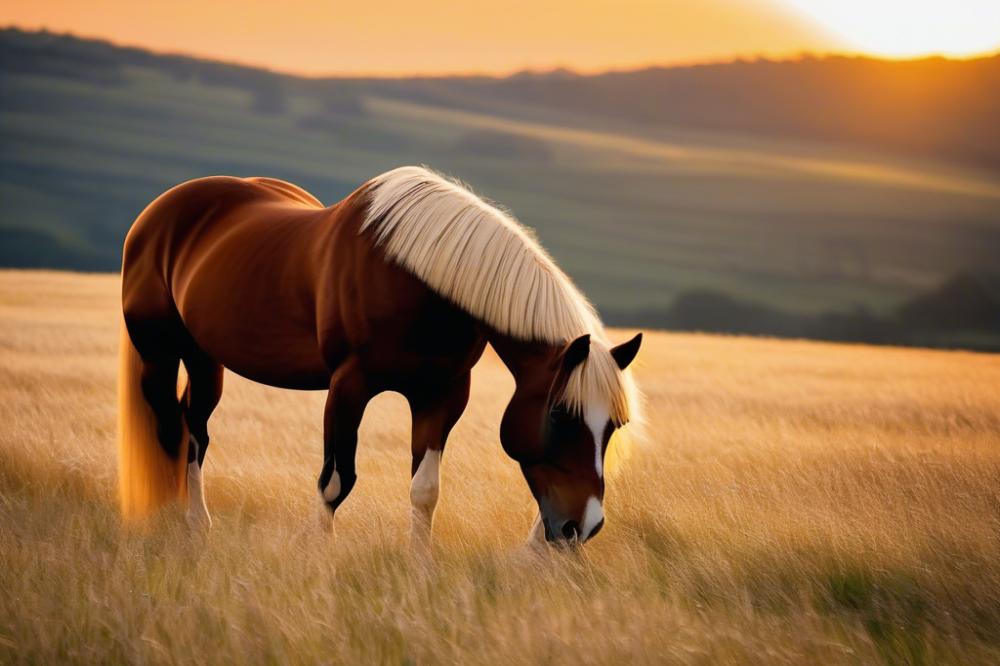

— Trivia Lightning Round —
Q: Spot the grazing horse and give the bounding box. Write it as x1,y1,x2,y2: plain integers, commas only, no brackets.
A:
118,166,642,546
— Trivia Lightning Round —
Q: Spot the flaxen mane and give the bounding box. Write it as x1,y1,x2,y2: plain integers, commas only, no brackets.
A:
362,166,640,426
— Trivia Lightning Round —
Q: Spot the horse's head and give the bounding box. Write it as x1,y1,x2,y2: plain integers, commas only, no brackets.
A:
500,332,642,545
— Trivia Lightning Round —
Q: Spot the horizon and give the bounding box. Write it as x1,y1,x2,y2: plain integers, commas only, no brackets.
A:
4,0,999,77
5,24,1000,81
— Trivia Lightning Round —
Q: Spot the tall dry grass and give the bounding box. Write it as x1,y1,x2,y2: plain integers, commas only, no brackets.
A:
1,269,999,664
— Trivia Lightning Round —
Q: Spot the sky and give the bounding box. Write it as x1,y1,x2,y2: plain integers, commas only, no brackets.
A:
3,0,999,76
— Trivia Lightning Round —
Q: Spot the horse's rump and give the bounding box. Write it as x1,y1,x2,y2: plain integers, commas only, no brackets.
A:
122,176,356,389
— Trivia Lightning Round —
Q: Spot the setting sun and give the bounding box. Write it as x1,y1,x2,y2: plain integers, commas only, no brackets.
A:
783,0,1000,58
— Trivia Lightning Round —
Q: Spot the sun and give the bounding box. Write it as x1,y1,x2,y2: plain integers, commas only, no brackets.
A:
782,0,1000,58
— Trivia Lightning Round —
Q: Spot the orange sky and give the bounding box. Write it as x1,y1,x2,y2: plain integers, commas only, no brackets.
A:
1,0,848,76
2,1,997,76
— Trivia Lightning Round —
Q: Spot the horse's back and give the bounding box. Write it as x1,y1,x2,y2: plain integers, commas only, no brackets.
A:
244,177,324,208
127,174,323,239
122,174,485,392
122,176,343,388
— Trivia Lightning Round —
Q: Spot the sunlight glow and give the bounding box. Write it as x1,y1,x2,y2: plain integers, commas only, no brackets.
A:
783,0,1000,58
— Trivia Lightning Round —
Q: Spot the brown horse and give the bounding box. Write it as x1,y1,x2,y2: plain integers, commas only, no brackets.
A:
118,166,641,547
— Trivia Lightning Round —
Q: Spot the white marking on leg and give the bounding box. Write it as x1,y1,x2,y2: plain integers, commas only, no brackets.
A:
410,450,441,550
322,470,342,503
317,469,340,533
584,403,610,478
410,450,441,516
317,492,334,532
186,437,211,528
580,495,603,540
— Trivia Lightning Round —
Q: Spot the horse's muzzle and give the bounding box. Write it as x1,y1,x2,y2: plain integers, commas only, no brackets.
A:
543,516,603,545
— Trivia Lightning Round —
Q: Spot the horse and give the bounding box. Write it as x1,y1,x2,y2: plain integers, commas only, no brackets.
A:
118,166,642,547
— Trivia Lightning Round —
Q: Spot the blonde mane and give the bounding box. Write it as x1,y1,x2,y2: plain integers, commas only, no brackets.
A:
362,166,639,426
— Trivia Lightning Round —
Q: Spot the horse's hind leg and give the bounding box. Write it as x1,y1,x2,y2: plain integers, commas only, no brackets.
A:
318,357,372,532
181,352,224,529
128,310,186,460
407,372,471,554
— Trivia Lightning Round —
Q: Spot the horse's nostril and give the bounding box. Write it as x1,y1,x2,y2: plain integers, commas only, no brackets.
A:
588,518,605,540
561,520,579,540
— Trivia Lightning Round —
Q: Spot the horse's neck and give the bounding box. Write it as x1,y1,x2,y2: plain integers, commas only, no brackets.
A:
487,330,560,385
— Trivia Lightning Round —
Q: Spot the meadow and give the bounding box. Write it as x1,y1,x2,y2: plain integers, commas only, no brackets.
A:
1,269,999,664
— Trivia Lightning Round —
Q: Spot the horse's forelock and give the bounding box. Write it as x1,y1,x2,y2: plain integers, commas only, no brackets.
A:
561,338,640,429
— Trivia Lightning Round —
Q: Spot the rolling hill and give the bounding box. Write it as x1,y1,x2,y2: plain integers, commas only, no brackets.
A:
2,28,999,348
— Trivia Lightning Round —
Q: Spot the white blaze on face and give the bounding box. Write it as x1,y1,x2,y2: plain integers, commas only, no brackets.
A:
581,402,609,540
322,470,342,503
581,495,603,539
583,403,610,478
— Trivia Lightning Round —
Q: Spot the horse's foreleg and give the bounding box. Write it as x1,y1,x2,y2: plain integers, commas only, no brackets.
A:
407,373,471,554
181,355,223,529
318,358,370,532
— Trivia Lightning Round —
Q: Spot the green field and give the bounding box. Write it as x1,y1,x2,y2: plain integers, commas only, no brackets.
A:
2,30,999,332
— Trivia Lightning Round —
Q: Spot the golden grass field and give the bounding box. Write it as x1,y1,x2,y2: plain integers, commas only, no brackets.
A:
1,269,999,664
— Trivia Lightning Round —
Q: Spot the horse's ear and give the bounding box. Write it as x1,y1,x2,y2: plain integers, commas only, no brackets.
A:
560,334,590,373
611,332,642,370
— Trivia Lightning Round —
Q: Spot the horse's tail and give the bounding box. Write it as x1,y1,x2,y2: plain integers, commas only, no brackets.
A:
117,319,187,519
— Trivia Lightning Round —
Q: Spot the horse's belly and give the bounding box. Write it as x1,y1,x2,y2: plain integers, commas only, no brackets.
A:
174,273,333,390
217,357,331,391
186,314,332,389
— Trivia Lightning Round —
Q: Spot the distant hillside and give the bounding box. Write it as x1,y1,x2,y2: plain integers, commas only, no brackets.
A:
392,55,1000,172
2,28,999,349
5,29,999,170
